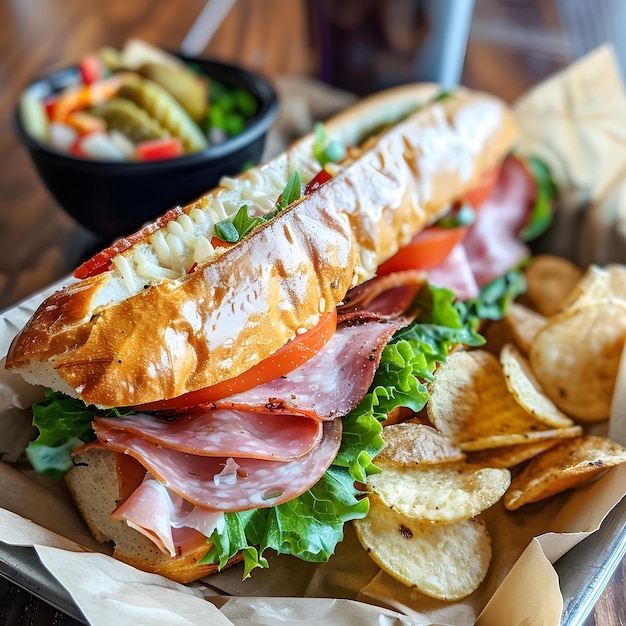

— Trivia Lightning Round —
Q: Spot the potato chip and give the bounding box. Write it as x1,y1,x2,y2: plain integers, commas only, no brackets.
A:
459,425,582,452
466,439,561,469
529,300,626,421
353,496,491,600
560,264,617,311
523,255,583,317
481,318,517,358
504,303,547,354
504,436,626,510
367,463,510,524
427,350,554,449
500,343,574,428
376,423,465,467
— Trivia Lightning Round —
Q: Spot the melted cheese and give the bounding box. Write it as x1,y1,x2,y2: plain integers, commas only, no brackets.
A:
97,148,326,298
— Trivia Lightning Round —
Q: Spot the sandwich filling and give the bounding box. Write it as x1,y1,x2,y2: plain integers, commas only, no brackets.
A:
25,148,554,576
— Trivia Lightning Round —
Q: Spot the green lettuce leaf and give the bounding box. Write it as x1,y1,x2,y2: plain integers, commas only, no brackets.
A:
25,390,124,480
457,268,526,323
519,156,557,242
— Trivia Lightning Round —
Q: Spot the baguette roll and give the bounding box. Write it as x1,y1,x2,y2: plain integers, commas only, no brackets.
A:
6,85,519,408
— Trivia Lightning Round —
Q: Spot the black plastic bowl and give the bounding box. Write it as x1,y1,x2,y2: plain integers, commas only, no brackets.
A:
16,56,279,242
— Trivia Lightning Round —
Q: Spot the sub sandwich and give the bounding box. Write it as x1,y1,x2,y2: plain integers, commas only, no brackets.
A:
5,83,554,582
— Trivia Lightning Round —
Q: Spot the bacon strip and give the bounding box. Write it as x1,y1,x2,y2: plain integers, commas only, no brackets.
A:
215,315,407,420
95,410,322,461
95,419,342,512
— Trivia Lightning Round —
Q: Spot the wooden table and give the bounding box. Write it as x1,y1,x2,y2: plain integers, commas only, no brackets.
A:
0,1,623,624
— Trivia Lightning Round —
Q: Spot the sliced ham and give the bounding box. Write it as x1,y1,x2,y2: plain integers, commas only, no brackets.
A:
111,475,223,557
425,243,480,300
95,419,342,512
215,314,407,420
338,270,426,317
463,156,534,286
95,410,322,461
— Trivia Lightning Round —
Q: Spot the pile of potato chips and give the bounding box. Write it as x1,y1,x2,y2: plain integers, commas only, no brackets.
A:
354,256,626,601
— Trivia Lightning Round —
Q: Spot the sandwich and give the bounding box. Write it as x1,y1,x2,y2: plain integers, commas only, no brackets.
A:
5,83,554,583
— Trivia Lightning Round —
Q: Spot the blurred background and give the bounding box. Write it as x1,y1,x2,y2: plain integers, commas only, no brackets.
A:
0,1,625,625
1,0,620,311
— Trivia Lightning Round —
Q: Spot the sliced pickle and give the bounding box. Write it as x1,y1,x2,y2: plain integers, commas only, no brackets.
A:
90,98,168,144
137,62,208,124
97,46,123,72
119,74,208,152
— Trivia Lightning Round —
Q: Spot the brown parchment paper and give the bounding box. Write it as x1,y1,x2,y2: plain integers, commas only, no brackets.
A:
2,46,626,625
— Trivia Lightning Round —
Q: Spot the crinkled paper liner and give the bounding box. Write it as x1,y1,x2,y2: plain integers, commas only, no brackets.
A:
1,45,626,625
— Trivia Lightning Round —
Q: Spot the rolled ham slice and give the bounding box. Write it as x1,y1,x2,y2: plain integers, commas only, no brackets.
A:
111,476,224,557
95,419,342,512
338,270,426,317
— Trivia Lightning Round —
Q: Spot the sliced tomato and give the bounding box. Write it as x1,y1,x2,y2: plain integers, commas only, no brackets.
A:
376,225,468,275
464,164,501,208
376,164,503,275
135,308,338,412
73,206,184,279
136,137,184,161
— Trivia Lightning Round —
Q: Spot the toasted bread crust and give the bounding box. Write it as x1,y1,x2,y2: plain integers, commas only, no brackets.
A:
6,86,518,407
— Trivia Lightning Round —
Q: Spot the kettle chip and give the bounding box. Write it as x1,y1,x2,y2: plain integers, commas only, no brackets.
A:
504,436,626,510
522,254,583,317
561,263,626,311
366,462,510,524
503,302,547,354
353,495,492,601
466,439,562,469
500,343,574,428
529,300,626,422
376,422,465,467
427,350,581,450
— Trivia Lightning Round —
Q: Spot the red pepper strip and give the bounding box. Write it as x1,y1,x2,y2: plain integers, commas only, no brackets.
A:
136,137,184,161
52,73,126,123
78,53,104,86
305,168,333,195
73,206,184,279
